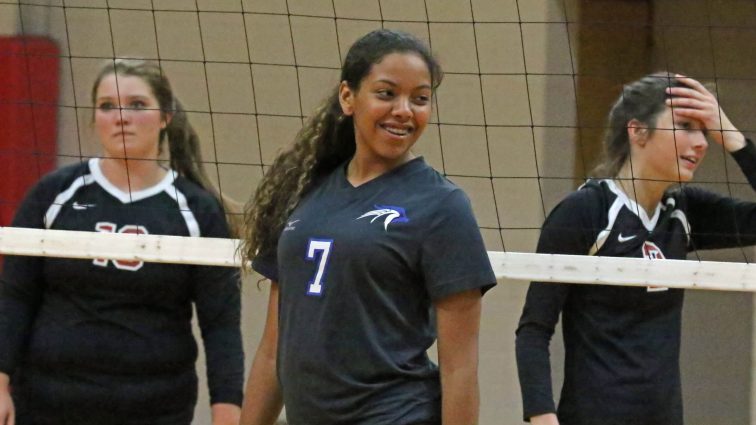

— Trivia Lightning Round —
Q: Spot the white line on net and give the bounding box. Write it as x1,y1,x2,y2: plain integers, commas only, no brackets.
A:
0,226,239,267
1,227,754,292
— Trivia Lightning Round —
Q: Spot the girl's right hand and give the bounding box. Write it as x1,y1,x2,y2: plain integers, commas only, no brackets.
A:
0,373,14,425
530,413,559,425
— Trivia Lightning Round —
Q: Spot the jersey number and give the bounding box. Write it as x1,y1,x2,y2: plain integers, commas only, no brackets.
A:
642,241,668,292
305,238,333,296
93,222,147,271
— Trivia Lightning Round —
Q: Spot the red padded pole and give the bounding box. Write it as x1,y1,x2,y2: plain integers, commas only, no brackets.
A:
0,36,60,226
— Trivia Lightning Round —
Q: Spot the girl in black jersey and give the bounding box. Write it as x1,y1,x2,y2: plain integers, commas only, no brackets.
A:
239,30,496,425
0,60,244,424
516,73,756,425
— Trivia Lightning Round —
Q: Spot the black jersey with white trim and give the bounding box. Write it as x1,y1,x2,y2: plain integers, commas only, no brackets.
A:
0,158,244,420
516,141,756,425
253,157,496,425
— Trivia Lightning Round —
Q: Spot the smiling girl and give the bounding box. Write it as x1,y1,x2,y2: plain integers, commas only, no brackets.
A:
515,73,756,425
239,29,496,425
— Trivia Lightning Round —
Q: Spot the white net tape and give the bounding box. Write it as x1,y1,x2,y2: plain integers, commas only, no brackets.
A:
3,227,754,292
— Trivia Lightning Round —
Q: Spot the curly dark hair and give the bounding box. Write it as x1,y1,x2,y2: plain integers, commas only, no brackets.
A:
241,29,443,262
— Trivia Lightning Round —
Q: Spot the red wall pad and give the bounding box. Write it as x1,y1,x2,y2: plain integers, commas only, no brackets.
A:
0,36,60,226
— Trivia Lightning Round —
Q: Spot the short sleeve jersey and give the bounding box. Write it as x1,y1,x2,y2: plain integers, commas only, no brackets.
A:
0,158,244,420
253,157,496,425
516,141,756,425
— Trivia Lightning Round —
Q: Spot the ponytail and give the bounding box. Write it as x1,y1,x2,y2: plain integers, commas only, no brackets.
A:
91,59,241,236
165,99,242,237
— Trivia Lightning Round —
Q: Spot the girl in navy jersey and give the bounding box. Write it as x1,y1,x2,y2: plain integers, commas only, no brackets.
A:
516,73,756,425
0,60,244,424
240,29,496,425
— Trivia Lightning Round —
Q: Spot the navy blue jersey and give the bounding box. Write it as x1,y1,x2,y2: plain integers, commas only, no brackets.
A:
516,141,756,425
253,157,496,425
0,159,244,423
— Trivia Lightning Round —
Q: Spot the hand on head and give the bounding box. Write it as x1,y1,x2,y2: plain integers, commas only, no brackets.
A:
666,74,746,152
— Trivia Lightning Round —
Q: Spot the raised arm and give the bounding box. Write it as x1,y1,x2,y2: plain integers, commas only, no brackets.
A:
667,76,756,250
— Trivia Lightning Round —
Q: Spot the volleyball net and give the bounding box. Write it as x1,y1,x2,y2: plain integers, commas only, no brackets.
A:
2,0,756,291
3,226,756,292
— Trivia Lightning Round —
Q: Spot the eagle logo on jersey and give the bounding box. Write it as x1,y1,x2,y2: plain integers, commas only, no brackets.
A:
357,205,409,230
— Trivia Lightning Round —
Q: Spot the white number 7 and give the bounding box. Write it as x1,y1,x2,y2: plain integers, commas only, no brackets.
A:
306,238,333,295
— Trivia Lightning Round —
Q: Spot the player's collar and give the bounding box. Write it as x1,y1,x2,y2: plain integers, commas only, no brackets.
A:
89,158,177,203
605,179,661,230
338,156,427,190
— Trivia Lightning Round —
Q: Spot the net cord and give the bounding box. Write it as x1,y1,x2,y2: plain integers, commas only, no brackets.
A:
1,226,753,292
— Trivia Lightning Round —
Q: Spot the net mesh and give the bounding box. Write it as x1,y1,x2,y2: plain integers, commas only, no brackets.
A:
1,0,756,284
5,2,756,424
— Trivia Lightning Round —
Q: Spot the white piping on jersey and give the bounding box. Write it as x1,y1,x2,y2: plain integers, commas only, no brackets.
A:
588,180,662,255
45,159,200,237
91,158,200,237
605,180,661,230
163,185,201,237
44,173,95,228
589,188,624,255
670,210,691,244
89,158,177,203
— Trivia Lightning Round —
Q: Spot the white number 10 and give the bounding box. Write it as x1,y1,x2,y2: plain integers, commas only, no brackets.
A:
305,239,333,296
